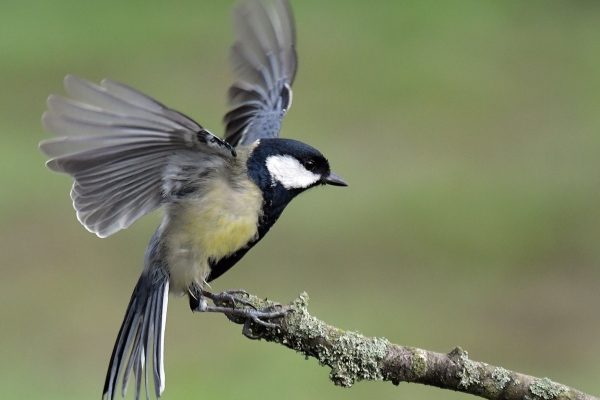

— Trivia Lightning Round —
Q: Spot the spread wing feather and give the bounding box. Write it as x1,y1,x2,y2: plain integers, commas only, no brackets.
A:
40,75,235,238
224,0,297,146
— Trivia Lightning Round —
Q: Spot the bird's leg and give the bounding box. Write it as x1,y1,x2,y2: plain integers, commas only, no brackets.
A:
189,285,252,310
198,303,288,328
201,288,257,310
190,287,288,329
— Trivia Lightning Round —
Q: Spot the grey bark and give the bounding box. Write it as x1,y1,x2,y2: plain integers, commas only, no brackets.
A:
213,292,598,400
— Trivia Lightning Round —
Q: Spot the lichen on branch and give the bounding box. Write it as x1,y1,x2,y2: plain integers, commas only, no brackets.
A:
213,292,598,400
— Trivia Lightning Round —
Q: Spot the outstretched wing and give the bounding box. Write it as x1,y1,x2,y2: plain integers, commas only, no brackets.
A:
40,75,236,238
223,0,297,147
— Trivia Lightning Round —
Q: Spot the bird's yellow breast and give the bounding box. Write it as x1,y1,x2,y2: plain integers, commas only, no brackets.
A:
182,179,262,260
165,176,263,292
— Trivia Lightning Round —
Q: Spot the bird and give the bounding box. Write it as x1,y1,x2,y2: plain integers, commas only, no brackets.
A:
39,0,346,399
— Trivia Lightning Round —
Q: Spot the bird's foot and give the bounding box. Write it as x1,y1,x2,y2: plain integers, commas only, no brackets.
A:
201,289,256,310
194,289,288,337
200,304,288,327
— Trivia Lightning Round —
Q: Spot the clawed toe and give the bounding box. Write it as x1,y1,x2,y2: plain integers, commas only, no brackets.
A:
190,290,289,337
194,288,289,334
247,307,288,326
241,307,289,338
222,289,249,296
202,289,257,310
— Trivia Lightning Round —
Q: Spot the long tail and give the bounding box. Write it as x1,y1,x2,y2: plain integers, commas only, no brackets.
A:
103,269,169,400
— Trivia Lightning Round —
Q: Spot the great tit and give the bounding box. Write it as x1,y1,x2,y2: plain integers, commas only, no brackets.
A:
39,0,346,399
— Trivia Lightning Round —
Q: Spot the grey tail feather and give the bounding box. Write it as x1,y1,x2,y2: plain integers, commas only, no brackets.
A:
102,269,169,400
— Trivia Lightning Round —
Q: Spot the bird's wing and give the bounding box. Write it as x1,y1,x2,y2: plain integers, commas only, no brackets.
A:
40,75,236,238
223,0,297,147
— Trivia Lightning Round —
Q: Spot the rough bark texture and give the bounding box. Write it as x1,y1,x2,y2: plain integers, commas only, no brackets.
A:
215,292,598,400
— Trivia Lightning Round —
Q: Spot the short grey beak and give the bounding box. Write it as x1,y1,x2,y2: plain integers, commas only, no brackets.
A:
324,172,348,187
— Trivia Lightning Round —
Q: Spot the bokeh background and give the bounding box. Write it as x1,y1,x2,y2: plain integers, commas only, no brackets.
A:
1,1,599,399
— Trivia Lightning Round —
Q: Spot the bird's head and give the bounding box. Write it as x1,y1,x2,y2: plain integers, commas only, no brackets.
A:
247,138,347,196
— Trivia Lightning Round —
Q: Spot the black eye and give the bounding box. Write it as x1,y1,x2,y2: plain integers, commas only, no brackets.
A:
305,159,316,170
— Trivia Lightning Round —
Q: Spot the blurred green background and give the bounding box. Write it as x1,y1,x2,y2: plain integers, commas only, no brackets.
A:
1,0,599,399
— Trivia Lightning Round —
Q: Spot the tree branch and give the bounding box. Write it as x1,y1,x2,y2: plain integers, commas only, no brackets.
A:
214,292,597,400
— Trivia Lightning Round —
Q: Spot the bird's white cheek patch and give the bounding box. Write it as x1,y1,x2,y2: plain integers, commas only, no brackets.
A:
266,155,320,189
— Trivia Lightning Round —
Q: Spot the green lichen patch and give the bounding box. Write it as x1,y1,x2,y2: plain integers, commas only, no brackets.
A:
491,367,511,390
285,293,391,387
292,291,310,310
529,377,567,400
410,348,428,379
449,347,480,388
328,332,390,387
284,292,330,349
